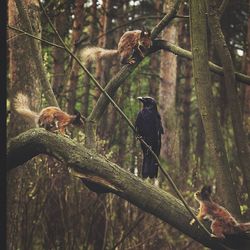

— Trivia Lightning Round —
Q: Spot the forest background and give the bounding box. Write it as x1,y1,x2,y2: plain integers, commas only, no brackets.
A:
6,0,250,249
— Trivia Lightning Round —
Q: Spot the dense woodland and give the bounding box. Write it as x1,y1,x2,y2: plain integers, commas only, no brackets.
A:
7,0,250,249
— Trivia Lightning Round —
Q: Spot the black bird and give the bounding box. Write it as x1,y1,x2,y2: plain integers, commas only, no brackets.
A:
135,96,164,178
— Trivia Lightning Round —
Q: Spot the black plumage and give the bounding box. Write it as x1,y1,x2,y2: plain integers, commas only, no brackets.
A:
135,97,164,179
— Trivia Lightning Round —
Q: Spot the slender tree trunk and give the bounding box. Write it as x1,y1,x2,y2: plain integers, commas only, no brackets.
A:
193,112,205,188
244,7,250,132
117,84,130,167
190,0,240,217
81,0,98,117
52,3,68,104
97,0,114,139
179,60,192,172
67,0,84,114
206,0,250,214
159,1,178,166
178,8,192,173
149,0,161,98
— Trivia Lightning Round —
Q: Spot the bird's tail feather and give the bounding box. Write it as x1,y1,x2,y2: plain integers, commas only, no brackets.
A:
14,93,39,123
142,153,158,179
80,47,118,64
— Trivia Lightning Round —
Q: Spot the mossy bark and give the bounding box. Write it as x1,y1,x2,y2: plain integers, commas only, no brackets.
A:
7,128,250,250
189,0,241,217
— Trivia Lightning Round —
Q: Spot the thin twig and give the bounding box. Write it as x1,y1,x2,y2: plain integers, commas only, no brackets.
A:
219,0,229,16
7,25,65,49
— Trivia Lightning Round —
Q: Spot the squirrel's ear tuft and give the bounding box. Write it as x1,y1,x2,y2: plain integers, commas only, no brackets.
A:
201,185,212,195
73,109,86,126
140,28,151,38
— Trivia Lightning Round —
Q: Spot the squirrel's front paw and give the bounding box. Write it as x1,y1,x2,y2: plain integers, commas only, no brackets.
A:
190,219,195,225
128,59,136,64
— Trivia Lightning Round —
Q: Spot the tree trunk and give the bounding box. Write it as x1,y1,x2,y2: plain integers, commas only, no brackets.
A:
8,0,41,138
67,0,84,114
149,0,161,98
178,7,192,173
189,0,241,217
159,1,178,167
52,3,68,104
81,0,98,117
8,1,42,249
244,5,250,139
206,0,250,216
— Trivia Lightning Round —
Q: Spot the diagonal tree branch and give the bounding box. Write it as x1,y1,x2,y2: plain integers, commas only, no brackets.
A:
8,128,248,250
154,40,250,85
151,0,182,39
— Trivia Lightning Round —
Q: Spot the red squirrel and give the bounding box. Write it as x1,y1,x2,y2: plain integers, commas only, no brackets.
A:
81,29,152,65
190,185,250,239
14,93,85,135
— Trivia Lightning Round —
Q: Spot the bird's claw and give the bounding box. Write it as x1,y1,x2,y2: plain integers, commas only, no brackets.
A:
136,135,142,140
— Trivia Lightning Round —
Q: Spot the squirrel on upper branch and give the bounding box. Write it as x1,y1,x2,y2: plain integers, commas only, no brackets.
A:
14,93,85,135
190,185,250,239
81,29,152,65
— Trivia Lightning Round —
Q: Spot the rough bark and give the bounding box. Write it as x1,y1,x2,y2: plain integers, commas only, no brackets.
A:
189,0,241,217
7,128,250,250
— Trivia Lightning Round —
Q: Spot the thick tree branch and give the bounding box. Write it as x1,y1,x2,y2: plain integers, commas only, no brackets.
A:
7,129,250,250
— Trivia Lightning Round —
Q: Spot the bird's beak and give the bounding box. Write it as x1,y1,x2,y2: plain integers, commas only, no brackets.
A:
137,97,144,103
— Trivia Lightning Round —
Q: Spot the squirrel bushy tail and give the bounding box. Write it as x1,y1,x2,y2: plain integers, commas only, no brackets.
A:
14,93,39,123
80,47,118,64
237,222,250,232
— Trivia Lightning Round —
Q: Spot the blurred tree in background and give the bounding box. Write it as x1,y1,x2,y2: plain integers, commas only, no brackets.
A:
7,0,250,249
